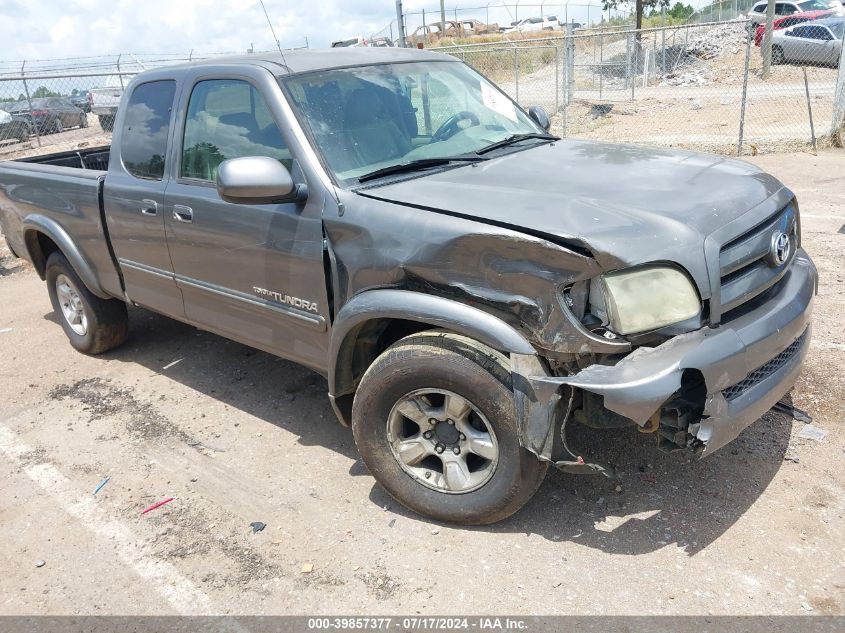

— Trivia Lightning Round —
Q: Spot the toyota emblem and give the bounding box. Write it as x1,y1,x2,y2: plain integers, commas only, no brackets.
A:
770,231,790,266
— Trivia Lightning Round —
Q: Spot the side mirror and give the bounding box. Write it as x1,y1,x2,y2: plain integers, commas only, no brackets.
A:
216,156,305,205
528,105,551,132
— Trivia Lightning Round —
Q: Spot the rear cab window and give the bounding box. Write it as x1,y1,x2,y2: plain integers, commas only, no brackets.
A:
120,80,177,180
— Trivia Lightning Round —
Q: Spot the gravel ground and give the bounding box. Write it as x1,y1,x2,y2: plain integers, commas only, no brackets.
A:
0,150,843,616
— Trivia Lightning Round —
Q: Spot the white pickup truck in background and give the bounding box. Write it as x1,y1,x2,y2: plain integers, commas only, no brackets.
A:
88,84,123,132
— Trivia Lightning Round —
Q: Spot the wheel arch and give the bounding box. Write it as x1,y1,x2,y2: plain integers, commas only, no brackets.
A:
328,289,536,425
22,215,110,299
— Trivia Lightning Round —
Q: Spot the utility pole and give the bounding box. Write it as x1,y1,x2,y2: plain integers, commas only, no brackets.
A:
440,0,446,39
395,0,407,47
761,0,776,78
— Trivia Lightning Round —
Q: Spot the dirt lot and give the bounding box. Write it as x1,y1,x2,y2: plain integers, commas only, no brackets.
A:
0,150,844,616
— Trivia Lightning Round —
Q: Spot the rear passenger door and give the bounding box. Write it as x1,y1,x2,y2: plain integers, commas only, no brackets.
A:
104,79,185,319
163,74,330,368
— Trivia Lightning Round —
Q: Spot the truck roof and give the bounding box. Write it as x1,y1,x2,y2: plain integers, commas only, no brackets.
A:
172,47,455,76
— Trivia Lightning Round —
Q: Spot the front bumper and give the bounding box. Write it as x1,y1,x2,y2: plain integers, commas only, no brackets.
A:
513,249,817,460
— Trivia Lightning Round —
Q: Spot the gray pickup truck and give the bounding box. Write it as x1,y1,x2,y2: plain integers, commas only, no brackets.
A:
0,48,816,524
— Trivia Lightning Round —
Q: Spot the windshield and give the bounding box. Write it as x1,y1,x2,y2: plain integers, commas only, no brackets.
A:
798,0,830,10
283,61,544,185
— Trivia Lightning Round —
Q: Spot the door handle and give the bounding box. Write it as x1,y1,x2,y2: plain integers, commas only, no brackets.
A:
140,199,158,216
173,205,193,223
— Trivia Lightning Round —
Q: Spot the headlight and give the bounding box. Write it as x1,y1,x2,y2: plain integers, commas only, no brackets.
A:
589,265,700,335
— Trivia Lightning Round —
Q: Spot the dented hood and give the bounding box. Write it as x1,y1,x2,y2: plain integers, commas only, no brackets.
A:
360,139,788,288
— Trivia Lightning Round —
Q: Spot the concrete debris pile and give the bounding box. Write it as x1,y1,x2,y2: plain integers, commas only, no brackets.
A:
660,66,715,86
684,23,745,60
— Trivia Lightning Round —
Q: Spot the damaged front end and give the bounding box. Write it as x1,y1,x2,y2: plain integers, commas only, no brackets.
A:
511,252,817,470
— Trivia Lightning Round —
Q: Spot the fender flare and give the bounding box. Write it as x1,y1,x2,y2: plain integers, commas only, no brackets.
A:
22,214,110,299
328,289,536,399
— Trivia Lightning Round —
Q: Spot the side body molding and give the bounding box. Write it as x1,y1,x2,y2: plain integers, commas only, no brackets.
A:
328,289,536,399
22,214,110,299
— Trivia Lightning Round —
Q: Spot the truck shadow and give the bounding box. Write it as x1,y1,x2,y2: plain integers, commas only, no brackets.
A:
87,306,792,557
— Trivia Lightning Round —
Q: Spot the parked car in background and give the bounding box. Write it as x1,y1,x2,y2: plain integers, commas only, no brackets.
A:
755,10,833,45
69,92,92,113
502,16,561,33
771,17,844,65
458,19,498,35
407,21,461,45
89,85,123,132
2,97,87,134
0,109,30,144
749,0,842,30
331,35,394,48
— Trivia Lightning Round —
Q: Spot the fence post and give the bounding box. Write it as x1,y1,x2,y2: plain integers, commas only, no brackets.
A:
737,28,752,155
803,67,817,152
20,61,42,148
513,47,519,104
566,23,575,105
829,36,845,143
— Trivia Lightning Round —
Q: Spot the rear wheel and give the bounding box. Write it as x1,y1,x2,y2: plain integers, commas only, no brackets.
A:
52,117,63,134
352,331,548,525
772,45,785,65
79,113,88,128
45,252,128,355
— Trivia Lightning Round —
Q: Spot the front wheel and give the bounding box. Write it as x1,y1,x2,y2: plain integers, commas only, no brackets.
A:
352,331,548,525
45,252,128,355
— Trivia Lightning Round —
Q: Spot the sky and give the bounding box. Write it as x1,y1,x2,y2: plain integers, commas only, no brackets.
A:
1,0,629,64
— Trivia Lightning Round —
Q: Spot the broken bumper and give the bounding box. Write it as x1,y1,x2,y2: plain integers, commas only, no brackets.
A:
513,250,817,459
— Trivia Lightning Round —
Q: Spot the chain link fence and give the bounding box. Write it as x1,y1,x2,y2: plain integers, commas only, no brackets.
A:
438,18,845,155
2,23,844,162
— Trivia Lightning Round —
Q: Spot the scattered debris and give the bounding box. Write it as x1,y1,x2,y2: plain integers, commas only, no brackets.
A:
641,473,657,484
35,560,45,568
797,425,828,442
388,518,396,528
301,563,314,573
250,522,266,534
431,528,440,535
93,476,110,496
141,497,175,515
590,103,614,118
783,453,800,464
0,327,12,334
162,359,183,370
773,401,812,423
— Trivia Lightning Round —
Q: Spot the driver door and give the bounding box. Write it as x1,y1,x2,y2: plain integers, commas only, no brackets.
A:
163,75,330,369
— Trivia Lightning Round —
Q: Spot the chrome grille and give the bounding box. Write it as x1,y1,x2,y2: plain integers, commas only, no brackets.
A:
719,204,797,315
722,331,806,401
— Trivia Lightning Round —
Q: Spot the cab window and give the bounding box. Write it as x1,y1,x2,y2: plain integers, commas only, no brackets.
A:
180,79,291,182
120,80,176,180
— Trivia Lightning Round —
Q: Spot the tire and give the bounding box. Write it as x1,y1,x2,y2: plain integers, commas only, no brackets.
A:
53,117,63,134
45,252,128,355
98,114,114,132
352,331,548,525
17,127,29,143
79,113,88,128
772,45,785,66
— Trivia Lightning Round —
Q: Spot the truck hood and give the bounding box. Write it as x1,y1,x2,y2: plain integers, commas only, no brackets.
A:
359,139,788,282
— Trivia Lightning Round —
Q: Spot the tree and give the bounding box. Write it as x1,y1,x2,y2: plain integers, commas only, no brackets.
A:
603,0,670,30
32,86,61,98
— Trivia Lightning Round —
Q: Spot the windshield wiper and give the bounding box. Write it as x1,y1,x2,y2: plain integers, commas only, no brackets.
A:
475,132,559,155
357,156,488,183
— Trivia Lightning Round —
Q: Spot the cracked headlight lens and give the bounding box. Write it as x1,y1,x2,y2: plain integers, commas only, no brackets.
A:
591,265,701,335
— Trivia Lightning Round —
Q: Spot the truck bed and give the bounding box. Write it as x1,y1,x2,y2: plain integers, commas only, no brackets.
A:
0,144,122,299
17,145,110,171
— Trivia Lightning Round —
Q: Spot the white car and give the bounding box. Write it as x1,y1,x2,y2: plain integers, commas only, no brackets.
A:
502,16,560,34
749,0,844,29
